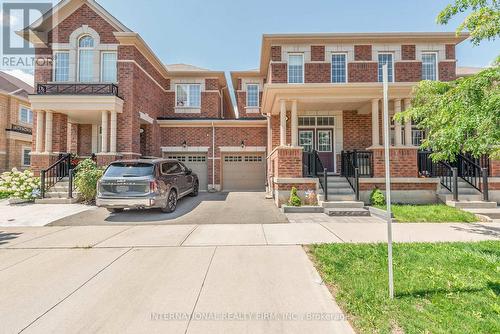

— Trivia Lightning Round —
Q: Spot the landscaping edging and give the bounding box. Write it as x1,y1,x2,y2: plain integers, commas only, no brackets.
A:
368,206,394,220
281,205,323,213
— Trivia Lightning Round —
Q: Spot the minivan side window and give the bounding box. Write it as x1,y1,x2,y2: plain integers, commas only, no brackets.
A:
161,162,182,174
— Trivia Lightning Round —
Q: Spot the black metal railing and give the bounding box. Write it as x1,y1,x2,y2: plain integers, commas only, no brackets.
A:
7,124,32,135
341,151,360,201
37,83,119,96
457,154,482,191
341,150,373,177
303,150,328,201
40,153,72,199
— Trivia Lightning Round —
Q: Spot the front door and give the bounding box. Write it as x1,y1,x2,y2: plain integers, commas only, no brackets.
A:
316,129,334,171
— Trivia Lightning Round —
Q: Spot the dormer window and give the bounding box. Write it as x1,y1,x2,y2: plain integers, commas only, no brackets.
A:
78,35,95,82
176,84,201,108
246,84,259,107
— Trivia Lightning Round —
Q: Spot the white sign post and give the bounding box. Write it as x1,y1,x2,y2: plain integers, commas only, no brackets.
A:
382,64,394,299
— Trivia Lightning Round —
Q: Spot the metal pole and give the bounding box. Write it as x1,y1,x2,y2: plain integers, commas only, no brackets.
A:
354,167,360,201
68,169,74,199
452,167,459,202
482,167,489,202
40,170,46,199
323,168,328,202
382,64,394,299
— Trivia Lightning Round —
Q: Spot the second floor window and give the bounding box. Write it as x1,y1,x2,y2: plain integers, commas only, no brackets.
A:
288,54,304,83
19,107,33,124
246,84,259,107
422,52,437,81
176,84,201,108
378,53,394,82
331,53,347,83
54,52,69,82
101,52,117,82
78,35,94,82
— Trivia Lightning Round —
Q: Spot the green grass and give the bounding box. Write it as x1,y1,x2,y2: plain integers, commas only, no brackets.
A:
309,242,500,334
375,204,479,223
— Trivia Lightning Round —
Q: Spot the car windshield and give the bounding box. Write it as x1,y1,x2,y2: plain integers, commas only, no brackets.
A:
104,162,154,177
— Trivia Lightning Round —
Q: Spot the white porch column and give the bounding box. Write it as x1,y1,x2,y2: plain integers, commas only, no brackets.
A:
404,98,413,146
110,110,117,153
291,100,298,147
44,111,53,153
394,99,403,146
101,111,108,153
91,124,98,153
371,99,380,146
35,110,44,153
280,100,286,146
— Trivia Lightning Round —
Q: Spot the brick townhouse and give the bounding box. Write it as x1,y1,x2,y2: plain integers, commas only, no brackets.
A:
18,0,499,206
0,71,34,172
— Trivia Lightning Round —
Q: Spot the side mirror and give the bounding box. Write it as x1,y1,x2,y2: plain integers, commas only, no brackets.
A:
185,168,192,175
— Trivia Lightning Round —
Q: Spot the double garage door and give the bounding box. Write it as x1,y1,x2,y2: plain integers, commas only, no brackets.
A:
164,153,265,192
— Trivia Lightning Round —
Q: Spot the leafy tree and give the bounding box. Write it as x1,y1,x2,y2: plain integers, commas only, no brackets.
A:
395,0,500,161
438,0,500,46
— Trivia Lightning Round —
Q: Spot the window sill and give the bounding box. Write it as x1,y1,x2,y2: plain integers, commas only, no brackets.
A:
175,107,201,114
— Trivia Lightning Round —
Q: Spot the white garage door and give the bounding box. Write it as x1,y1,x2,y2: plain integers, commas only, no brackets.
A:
164,154,208,191
222,154,266,191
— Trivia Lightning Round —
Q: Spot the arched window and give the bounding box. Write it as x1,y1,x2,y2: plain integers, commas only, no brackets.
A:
78,35,94,82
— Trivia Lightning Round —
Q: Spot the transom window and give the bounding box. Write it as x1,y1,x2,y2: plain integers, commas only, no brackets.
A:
246,84,259,107
78,35,94,82
288,53,304,83
176,84,201,108
298,116,334,127
19,106,33,124
331,53,347,83
378,53,394,82
422,52,438,81
101,52,117,82
298,117,316,127
54,52,69,82
316,117,335,126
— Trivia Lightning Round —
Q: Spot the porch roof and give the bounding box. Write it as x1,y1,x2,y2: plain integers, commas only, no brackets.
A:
261,82,415,115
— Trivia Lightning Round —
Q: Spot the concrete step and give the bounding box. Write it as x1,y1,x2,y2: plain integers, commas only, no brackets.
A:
35,198,80,204
44,191,81,199
327,188,355,196
446,201,497,209
321,201,365,209
318,194,356,201
325,208,371,217
326,178,350,184
438,194,483,202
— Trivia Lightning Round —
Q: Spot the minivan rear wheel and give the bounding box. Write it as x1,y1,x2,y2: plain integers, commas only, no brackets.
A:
161,190,177,213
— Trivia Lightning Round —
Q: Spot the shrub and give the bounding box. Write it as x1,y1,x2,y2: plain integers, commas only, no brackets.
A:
288,187,302,207
370,187,386,207
0,168,40,200
74,159,104,203
304,189,318,206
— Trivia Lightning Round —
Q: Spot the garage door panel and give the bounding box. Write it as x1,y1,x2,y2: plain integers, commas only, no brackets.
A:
223,154,265,191
164,154,208,191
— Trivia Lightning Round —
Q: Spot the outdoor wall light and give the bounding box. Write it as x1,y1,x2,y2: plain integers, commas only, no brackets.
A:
241,140,245,148
182,140,187,148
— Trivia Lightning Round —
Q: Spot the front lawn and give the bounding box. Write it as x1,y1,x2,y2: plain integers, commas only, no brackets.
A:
309,242,500,334
375,204,479,223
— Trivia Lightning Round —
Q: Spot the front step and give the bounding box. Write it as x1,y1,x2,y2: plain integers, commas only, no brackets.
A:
318,194,356,201
35,198,80,204
438,194,483,202
325,207,371,217
446,201,498,209
321,201,365,209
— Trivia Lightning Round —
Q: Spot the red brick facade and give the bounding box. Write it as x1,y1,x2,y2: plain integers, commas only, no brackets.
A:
271,46,282,61
354,45,372,61
270,63,287,83
369,148,419,178
342,111,372,150
439,61,456,81
445,44,456,60
305,63,331,83
395,62,422,82
401,45,416,60
348,62,378,82
311,45,325,61
269,147,303,178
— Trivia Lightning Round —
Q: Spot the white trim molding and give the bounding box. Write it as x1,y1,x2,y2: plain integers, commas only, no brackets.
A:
161,146,210,153
139,112,154,124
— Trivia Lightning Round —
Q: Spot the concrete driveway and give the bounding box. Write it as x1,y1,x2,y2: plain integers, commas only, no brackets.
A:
50,192,288,226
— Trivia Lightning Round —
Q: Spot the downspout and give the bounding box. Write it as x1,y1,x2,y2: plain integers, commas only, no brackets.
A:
219,86,226,119
209,121,216,192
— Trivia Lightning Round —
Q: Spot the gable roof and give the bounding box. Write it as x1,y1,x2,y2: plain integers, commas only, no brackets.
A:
0,71,34,99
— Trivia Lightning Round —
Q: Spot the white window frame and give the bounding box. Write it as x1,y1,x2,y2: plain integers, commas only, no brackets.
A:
331,52,348,83
100,51,117,83
246,84,260,108
19,106,33,125
317,130,333,153
175,84,201,108
53,51,70,82
421,52,439,81
77,35,95,83
287,53,304,84
21,146,31,166
378,52,395,83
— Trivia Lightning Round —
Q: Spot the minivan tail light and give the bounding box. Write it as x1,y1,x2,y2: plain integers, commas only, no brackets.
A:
149,180,158,193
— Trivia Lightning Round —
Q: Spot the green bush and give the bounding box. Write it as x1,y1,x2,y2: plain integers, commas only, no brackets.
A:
0,168,40,200
288,187,302,207
370,187,386,207
74,159,104,203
